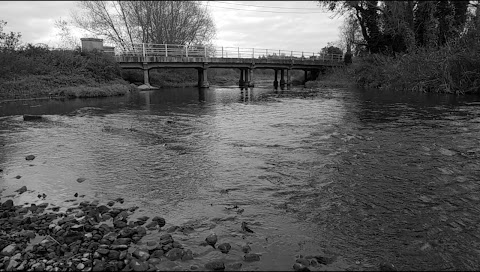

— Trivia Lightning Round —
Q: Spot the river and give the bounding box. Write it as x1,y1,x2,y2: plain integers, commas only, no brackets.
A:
1,83,480,271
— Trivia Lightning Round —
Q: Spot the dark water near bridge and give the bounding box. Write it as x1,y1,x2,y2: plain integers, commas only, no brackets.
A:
1,83,480,271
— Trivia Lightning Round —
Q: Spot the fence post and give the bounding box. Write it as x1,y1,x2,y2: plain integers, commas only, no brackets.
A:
142,43,146,59
266,49,268,59
291,51,293,60
222,47,224,58
238,47,240,58
252,48,255,59
204,46,207,58
185,45,189,58
165,44,168,57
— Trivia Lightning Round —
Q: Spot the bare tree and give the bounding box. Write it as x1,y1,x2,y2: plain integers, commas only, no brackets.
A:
72,1,216,50
54,18,80,49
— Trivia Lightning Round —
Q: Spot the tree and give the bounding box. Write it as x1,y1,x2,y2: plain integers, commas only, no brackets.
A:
318,1,473,54
72,1,216,50
0,20,22,50
55,18,80,49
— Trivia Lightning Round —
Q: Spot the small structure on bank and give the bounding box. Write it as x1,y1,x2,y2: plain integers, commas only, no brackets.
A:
80,38,115,56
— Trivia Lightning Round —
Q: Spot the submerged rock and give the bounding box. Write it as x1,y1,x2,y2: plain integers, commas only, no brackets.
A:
293,263,310,271
76,178,86,183
205,233,218,248
217,243,231,254
15,186,27,194
379,262,397,271
244,253,261,262
23,115,43,121
25,155,36,161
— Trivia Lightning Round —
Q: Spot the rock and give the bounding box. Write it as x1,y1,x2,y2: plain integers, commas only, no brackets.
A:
165,248,184,261
1,244,16,256
241,244,251,253
296,258,310,266
32,262,46,271
190,265,199,270
96,248,110,255
159,234,173,245
132,249,150,261
109,250,121,260
130,259,149,272
1,200,13,209
76,178,86,183
172,241,183,249
151,216,166,227
293,263,310,271
15,186,27,194
244,253,261,262
25,155,36,161
150,250,164,259
145,221,157,229
15,175,21,179
114,220,127,229
23,115,43,121
107,201,115,207
379,262,397,271
147,258,161,265
113,238,131,246
137,216,149,222
217,243,231,254
76,263,85,270
181,249,193,261
204,261,225,271
205,233,218,248
92,260,105,272
6,259,19,270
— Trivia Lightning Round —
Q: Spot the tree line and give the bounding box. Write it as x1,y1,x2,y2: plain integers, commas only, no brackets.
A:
321,1,479,55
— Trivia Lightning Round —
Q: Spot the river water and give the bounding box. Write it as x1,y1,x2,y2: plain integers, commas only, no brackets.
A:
1,83,480,271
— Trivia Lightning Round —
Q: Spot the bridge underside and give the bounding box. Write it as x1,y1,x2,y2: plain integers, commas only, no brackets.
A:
117,56,343,89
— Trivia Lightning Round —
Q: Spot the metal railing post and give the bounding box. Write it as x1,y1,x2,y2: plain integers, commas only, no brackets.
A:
222,47,224,58
142,43,146,59
238,47,240,58
266,49,268,59
185,45,189,58
204,46,207,58
252,48,255,59
165,44,168,57
291,51,293,60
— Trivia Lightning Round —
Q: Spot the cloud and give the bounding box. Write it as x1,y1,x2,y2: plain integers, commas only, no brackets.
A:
1,0,342,51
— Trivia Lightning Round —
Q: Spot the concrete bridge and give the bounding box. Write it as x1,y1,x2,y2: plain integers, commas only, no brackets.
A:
114,43,344,89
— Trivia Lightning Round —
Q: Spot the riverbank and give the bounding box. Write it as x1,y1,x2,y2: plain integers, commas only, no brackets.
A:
0,182,332,271
0,46,137,101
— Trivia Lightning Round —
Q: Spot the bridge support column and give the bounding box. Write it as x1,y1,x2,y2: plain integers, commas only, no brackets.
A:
280,69,286,89
239,69,245,87
304,70,308,85
142,62,151,86
248,69,255,87
286,69,291,89
273,69,278,89
244,69,250,87
198,68,209,88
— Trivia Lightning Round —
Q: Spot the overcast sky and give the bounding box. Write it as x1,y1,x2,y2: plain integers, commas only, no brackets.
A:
0,1,343,53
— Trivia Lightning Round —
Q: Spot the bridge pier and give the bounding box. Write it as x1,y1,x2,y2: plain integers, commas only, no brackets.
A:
273,69,279,89
198,68,210,88
280,69,286,89
287,69,291,88
304,70,308,85
239,69,245,88
248,68,255,87
142,62,151,86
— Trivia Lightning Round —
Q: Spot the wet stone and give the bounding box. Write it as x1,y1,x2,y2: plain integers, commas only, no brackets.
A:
1,244,17,256
296,258,310,267
25,155,36,161
205,233,218,248
379,262,397,271
151,216,166,227
113,238,131,246
165,248,184,261
159,234,173,245
132,249,150,261
130,258,149,272
218,243,231,254
244,253,261,262
96,248,110,255
108,250,120,260
150,250,164,259
205,260,225,271
293,263,311,272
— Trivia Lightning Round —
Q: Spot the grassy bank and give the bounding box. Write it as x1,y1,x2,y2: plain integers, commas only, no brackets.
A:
305,66,355,89
0,45,135,100
353,32,480,94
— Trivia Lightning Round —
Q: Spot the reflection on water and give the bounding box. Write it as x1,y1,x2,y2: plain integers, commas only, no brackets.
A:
1,85,480,270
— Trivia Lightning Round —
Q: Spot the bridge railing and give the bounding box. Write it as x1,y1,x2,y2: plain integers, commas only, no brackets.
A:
117,43,344,62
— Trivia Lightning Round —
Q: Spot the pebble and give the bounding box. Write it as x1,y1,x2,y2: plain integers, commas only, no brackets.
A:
218,243,231,254
205,233,218,248
293,263,311,271
244,253,261,262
